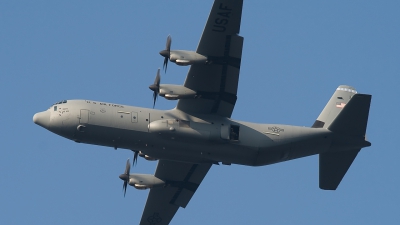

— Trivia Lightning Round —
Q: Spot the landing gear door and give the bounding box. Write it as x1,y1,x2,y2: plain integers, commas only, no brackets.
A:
80,109,89,124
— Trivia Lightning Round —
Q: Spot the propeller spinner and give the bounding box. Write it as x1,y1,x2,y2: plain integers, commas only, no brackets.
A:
119,158,131,197
159,35,171,72
149,69,161,108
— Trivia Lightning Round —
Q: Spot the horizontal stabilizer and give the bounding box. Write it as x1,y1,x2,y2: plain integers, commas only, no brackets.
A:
328,94,371,137
319,149,360,190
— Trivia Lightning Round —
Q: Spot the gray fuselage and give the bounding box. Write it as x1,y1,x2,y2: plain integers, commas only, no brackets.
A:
34,100,333,166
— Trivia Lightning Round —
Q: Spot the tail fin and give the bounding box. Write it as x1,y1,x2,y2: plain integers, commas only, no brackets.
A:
316,86,372,190
312,85,358,129
328,94,371,137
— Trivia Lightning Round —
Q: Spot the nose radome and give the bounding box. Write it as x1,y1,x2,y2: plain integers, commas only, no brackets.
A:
33,111,50,128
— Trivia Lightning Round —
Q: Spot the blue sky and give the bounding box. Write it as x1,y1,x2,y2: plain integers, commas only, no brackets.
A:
1,1,399,224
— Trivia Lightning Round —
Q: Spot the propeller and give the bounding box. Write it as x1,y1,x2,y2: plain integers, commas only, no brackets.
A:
159,35,171,72
133,150,139,166
119,158,131,197
148,69,161,108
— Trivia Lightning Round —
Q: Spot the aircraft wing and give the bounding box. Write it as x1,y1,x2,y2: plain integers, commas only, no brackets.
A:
176,0,244,118
140,160,212,225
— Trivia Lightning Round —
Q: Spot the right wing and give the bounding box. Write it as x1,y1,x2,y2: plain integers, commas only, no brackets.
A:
176,0,244,118
140,160,212,225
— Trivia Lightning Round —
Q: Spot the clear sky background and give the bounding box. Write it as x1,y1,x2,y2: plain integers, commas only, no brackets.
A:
1,0,399,224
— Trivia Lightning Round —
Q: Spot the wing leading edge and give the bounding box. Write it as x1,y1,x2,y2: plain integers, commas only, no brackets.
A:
177,0,244,118
140,160,211,225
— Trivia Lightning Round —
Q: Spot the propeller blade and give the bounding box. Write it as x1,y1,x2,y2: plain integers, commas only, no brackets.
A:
149,69,161,108
119,158,130,197
155,68,161,86
133,151,139,166
152,92,157,108
124,158,131,174
166,35,171,52
123,180,127,197
159,35,172,72
163,57,168,73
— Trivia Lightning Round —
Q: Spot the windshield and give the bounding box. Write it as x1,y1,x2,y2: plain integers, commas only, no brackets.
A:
50,100,67,108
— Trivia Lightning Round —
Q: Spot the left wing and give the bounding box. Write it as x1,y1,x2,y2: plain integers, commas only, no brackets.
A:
140,160,212,225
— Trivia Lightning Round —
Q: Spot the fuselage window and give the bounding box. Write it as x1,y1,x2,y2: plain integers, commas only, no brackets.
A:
54,106,57,111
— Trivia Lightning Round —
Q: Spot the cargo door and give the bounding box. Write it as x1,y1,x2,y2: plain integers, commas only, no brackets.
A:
220,124,240,141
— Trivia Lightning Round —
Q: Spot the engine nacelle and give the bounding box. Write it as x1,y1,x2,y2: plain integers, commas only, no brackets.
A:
128,174,165,190
138,151,158,161
159,84,197,100
169,50,207,66
133,184,151,190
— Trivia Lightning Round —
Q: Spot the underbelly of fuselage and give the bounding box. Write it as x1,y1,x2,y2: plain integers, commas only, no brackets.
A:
71,124,332,167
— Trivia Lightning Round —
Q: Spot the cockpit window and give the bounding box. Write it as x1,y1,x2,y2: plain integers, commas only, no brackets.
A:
51,100,67,107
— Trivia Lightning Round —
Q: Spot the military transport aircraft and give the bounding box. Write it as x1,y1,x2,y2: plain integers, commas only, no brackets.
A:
33,0,372,224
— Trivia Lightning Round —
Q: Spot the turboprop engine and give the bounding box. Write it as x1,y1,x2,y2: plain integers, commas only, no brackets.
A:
149,69,197,107
159,35,207,72
128,174,165,190
119,159,165,195
138,151,158,161
159,84,197,100
168,50,208,66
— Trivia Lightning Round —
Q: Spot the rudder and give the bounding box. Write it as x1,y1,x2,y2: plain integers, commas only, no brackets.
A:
328,94,371,137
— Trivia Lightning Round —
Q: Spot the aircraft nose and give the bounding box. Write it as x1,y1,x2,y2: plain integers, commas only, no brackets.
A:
33,111,50,128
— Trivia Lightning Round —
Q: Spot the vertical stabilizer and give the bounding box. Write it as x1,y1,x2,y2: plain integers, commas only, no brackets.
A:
312,85,358,128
